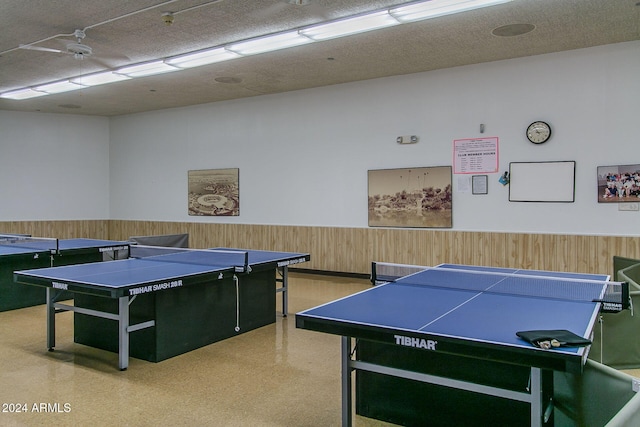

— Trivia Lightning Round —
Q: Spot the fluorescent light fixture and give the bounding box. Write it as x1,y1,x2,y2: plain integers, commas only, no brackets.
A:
166,47,240,68
35,80,86,94
0,88,48,100
116,60,179,77
72,71,131,86
390,0,513,23
300,11,399,41
226,31,312,56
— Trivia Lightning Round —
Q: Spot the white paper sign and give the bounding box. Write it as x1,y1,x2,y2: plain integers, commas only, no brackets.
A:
453,137,499,174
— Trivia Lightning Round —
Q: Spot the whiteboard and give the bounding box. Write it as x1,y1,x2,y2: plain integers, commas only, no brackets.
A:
508,161,575,202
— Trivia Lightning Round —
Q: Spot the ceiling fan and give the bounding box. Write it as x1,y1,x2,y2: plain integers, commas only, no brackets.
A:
19,29,96,60
17,28,131,68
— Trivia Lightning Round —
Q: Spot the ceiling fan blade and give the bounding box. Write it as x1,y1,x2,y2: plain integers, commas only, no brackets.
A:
19,44,63,53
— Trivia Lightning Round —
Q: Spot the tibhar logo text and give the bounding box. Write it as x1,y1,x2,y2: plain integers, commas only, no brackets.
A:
394,335,437,350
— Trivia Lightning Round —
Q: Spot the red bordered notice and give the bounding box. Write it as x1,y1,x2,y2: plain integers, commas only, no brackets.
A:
453,137,499,174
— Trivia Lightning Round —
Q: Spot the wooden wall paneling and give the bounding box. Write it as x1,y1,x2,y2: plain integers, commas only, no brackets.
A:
450,231,465,265
0,220,108,240
4,220,633,277
488,232,502,267
597,235,640,277
263,224,281,252
480,232,493,266
413,229,429,265
621,236,640,269
423,230,442,266
551,234,567,271
283,225,297,253
529,233,544,270
394,228,408,265
515,232,533,269
182,222,198,246
236,223,257,249
369,228,385,265
598,235,621,277
558,234,573,272
354,227,370,273
540,234,556,270
206,223,227,247
409,229,427,267
473,231,487,267
410,230,427,266
433,230,448,266
463,231,479,266
322,227,339,272
439,230,454,266
372,228,408,267
575,235,598,275
220,223,237,248
541,234,557,271
332,227,349,272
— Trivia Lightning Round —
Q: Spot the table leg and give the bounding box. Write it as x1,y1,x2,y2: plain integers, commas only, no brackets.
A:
46,287,55,351
276,266,289,317
118,296,129,370
530,367,542,427
342,336,353,427
281,266,288,317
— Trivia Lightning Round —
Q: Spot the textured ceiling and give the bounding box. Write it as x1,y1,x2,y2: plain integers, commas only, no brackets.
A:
0,0,638,116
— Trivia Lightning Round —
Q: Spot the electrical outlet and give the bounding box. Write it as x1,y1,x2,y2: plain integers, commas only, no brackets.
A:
618,203,639,211
633,378,640,393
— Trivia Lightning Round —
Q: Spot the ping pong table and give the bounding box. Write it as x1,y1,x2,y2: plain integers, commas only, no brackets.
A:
0,235,129,311
14,246,309,370
296,263,628,427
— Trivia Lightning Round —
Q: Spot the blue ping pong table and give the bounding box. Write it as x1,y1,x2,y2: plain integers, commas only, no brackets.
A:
14,246,309,370
0,237,129,311
296,263,626,427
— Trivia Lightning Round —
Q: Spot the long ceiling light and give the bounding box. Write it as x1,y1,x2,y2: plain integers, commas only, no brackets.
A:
0,0,513,101
226,31,313,56
0,88,48,100
34,80,86,94
300,11,400,41
165,47,240,68
390,0,513,22
116,60,180,77
73,71,131,86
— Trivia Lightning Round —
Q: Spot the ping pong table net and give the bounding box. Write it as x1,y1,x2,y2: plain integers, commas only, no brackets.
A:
371,262,630,314
129,245,250,273
0,234,59,252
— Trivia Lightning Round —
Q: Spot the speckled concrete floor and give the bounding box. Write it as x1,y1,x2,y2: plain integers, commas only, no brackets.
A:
0,273,395,426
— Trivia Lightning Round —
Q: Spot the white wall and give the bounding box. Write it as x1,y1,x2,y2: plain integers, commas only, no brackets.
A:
1,41,638,235
109,41,640,235
0,111,110,220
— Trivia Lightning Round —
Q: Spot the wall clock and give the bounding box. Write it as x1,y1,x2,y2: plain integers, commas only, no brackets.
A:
526,121,551,144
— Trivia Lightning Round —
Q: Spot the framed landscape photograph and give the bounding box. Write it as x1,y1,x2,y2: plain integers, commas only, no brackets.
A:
597,164,640,203
188,168,239,216
368,166,452,228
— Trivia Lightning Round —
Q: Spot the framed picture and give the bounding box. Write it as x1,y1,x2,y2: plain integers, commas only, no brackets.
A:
597,164,640,203
472,175,488,195
368,166,452,228
188,168,239,216
508,161,575,202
